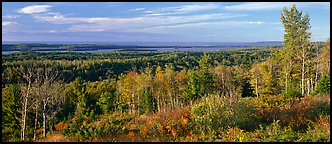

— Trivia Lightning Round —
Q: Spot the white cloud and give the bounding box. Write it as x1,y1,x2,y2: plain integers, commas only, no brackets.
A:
143,3,220,16
172,4,219,12
131,8,145,11
2,15,19,19
18,5,52,14
125,21,266,34
2,21,17,26
143,11,154,13
27,6,247,31
62,13,247,32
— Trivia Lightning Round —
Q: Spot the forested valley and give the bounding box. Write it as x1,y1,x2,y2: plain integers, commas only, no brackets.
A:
2,5,330,142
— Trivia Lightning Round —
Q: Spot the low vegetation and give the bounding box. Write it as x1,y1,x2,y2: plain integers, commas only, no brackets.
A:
2,5,330,142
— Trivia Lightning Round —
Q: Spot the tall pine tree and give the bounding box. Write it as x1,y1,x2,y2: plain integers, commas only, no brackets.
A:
280,4,313,97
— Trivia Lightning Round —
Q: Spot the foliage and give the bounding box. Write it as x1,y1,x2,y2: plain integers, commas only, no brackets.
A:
2,84,22,142
1,5,330,141
312,75,330,95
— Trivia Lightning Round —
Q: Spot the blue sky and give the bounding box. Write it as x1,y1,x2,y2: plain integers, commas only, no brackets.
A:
2,2,330,42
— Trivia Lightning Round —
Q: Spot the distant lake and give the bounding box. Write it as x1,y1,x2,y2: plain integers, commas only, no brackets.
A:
2,51,19,55
1,47,248,55
2,49,120,55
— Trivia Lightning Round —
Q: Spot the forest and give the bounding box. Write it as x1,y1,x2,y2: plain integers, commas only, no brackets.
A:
1,5,330,142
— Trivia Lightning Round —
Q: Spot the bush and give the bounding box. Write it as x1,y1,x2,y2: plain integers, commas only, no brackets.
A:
312,75,330,95
249,120,298,142
284,87,302,98
297,115,330,142
191,95,261,133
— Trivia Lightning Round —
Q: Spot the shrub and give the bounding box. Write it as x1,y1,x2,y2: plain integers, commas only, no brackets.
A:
253,120,298,142
191,94,261,133
284,87,302,98
312,75,330,95
297,115,330,142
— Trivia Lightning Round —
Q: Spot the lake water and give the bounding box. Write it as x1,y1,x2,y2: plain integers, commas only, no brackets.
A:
2,47,245,55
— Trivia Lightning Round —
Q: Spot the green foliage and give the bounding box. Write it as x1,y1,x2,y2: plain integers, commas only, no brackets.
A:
2,84,22,142
255,120,298,142
284,87,302,98
297,116,330,142
97,93,112,114
191,95,261,133
1,26,329,142
197,54,214,96
183,70,200,103
140,86,154,114
312,75,330,95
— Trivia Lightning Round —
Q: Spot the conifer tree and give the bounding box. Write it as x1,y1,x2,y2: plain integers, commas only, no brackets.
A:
280,4,313,96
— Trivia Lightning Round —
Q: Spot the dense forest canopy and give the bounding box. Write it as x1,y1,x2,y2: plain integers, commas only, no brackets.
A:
2,5,330,142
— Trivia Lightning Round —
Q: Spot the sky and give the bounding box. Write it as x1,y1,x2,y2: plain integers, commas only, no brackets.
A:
2,2,330,42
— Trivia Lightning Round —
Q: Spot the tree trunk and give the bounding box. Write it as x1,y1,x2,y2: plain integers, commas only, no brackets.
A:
137,92,140,115
255,78,259,98
43,102,46,138
307,79,310,96
22,96,28,141
310,78,313,94
285,69,288,93
50,102,54,134
315,65,319,89
157,93,160,112
301,51,305,96
22,77,31,141
33,100,39,141
131,94,134,115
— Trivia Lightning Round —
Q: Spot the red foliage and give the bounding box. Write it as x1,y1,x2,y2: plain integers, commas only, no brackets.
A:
54,122,68,131
256,95,330,131
36,128,44,135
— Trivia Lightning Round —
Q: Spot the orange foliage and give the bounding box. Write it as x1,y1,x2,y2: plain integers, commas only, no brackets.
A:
84,116,89,122
128,131,135,138
126,106,192,139
256,95,330,130
139,126,149,136
36,128,44,135
54,122,68,131
171,128,177,137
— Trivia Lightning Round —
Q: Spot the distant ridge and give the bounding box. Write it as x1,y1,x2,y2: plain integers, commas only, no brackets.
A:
2,41,283,47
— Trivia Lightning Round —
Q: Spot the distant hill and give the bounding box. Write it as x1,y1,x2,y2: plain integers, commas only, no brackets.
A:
2,41,283,47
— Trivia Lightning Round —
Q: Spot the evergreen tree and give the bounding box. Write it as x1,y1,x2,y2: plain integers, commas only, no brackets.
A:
197,54,214,96
2,84,22,142
183,70,200,105
312,75,330,95
280,4,313,96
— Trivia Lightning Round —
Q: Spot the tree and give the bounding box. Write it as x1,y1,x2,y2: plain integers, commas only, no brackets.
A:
318,38,330,77
164,64,176,109
73,77,89,116
17,64,34,141
66,77,91,139
37,65,64,138
280,4,313,96
2,85,22,142
183,70,200,105
250,59,279,97
175,68,189,108
312,75,330,95
154,66,166,111
213,63,231,97
138,67,155,113
197,54,214,96
96,81,116,114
